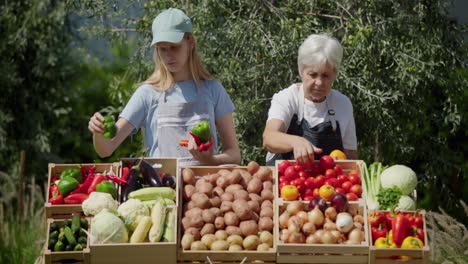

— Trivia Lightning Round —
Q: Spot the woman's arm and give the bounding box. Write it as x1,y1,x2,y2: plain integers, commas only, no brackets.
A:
89,113,135,158
344,149,358,160
262,119,322,165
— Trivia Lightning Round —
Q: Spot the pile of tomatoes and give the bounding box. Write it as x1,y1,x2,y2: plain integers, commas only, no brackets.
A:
278,155,363,202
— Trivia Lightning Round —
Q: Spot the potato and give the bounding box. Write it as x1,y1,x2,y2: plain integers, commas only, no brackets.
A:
189,215,204,228
220,200,233,213
201,234,217,249
181,233,194,250
185,207,203,218
249,193,262,203
257,243,270,251
212,186,224,197
260,189,274,201
233,190,249,201
262,181,273,191
217,169,231,177
207,173,220,185
258,217,274,232
254,167,272,181
259,231,274,247
186,201,195,210
202,209,216,223
240,220,259,236
200,223,215,236
182,217,191,231
183,185,196,201
224,211,240,226
210,240,229,251
191,192,211,209
247,178,262,194
247,161,260,175
184,227,201,241
248,200,260,213
225,226,242,236
196,181,214,197
232,199,251,220
225,184,243,194
227,235,243,246
239,170,253,188
216,176,229,189
228,244,243,251
215,230,228,241
190,241,207,250
220,192,234,202
182,168,196,185
214,216,225,230
226,170,242,184
210,207,222,217
261,200,273,209
209,196,221,208
243,235,259,250
260,207,274,218
250,212,260,222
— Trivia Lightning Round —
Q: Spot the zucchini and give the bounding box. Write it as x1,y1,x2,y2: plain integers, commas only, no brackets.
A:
148,198,166,242
162,208,175,242
129,187,176,201
64,226,77,245
130,216,152,243
71,215,81,233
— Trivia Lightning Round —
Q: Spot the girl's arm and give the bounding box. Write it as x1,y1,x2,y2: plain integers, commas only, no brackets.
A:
213,112,241,165
262,119,322,165
89,112,135,158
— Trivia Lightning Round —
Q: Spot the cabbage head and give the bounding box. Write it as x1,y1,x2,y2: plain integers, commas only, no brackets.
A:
91,209,128,244
380,165,417,195
395,195,416,211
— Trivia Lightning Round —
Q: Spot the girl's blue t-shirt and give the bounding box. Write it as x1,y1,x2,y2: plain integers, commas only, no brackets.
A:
119,80,235,156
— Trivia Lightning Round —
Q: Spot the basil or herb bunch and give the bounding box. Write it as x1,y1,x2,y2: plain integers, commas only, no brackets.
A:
377,186,402,210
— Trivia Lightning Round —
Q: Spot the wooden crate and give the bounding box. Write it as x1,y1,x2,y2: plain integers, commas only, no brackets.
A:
177,166,277,264
43,217,91,264
368,210,430,264
276,200,369,264
90,206,178,264
45,162,121,219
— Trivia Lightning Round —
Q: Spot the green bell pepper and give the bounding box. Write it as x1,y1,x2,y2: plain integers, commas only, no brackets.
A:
58,177,79,197
60,168,82,183
96,180,117,199
103,116,116,139
192,121,211,143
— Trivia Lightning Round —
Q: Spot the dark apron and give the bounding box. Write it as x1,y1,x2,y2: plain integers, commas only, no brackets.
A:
266,97,344,166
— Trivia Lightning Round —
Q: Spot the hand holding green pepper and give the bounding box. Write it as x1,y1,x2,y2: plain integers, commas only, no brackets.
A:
102,116,116,139
191,121,211,143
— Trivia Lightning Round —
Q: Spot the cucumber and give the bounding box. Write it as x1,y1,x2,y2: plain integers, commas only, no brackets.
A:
64,226,77,245
71,215,81,233
49,230,59,240
54,241,65,252
49,223,58,232
48,238,57,250
148,198,166,242
129,187,176,201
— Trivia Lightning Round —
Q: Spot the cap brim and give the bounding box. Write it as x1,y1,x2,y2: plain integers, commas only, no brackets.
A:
151,31,185,47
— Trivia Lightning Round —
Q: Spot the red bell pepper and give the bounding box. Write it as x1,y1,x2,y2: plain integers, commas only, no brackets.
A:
414,214,424,228
50,175,60,184
385,211,399,228
371,224,388,243
49,195,64,204
392,214,408,245
406,212,416,226
49,185,60,199
87,174,106,194
70,173,95,195
64,193,89,204
410,225,425,242
106,175,128,184
368,212,385,227
121,167,131,182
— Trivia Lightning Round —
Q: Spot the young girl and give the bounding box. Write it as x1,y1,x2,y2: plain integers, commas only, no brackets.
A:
88,8,241,166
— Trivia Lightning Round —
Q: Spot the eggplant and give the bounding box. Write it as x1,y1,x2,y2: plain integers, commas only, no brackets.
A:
120,158,143,203
140,160,164,187
162,173,176,189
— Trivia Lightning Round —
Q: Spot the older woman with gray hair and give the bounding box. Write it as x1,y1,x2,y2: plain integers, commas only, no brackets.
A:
263,33,357,166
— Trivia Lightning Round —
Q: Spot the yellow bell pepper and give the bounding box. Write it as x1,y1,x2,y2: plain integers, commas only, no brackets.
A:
375,236,397,248
401,236,424,248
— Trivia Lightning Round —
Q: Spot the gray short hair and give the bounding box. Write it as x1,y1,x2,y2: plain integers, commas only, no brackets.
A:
298,33,343,74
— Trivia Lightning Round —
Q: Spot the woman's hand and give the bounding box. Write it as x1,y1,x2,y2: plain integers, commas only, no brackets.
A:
187,136,214,164
88,112,105,135
291,136,322,166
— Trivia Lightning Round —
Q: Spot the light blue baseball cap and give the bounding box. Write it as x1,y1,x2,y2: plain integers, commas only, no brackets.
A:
151,8,192,47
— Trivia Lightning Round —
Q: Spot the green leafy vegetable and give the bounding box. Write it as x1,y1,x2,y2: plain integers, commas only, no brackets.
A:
377,187,402,210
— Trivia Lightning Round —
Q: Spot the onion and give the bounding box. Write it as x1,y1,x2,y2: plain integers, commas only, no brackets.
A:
296,211,309,223
302,222,316,235
348,228,364,243
279,211,290,229
353,214,364,224
288,223,300,233
330,230,343,243
324,207,337,221
336,212,354,233
287,215,304,229
307,207,325,227
306,234,320,244
320,231,337,244
323,221,337,231
280,229,290,242
287,232,305,244
353,222,363,230
286,201,304,215
309,197,328,212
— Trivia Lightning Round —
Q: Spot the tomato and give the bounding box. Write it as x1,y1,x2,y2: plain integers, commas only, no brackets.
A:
281,185,300,201
341,181,353,192
279,175,287,183
312,188,320,197
310,164,320,177
293,164,304,172
348,170,360,177
303,196,314,201
319,155,335,173
303,188,314,197
304,177,315,189
324,169,336,178
336,174,348,186
335,187,346,194
278,160,291,175
292,177,305,189
346,193,358,201
279,181,290,191
348,174,361,185
284,166,299,181
329,149,347,160
324,178,338,188
333,164,343,176
298,170,308,179
350,184,362,197
313,175,326,187
319,185,335,201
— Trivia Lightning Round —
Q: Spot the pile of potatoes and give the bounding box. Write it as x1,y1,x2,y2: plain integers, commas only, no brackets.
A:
180,162,275,251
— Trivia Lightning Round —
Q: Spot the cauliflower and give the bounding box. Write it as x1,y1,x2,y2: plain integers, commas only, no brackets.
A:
82,192,118,216
396,195,416,211
117,198,150,231
380,165,417,195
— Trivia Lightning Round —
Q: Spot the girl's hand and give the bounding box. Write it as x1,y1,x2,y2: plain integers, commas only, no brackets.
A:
291,136,322,166
88,112,105,135
188,137,214,164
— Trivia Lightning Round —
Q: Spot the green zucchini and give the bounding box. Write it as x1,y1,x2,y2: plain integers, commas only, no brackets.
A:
129,187,176,201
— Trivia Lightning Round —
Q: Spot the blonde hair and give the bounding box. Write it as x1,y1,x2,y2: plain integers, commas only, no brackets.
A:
142,33,213,91
298,33,343,74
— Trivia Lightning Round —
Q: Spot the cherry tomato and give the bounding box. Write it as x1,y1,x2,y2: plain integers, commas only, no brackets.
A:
298,170,308,178
350,184,362,197
303,196,314,201
335,187,346,194
334,164,343,176
348,170,360,177
279,181,290,191
336,174,348,186
304,177,315,189
324,169,336,178
279,175,287,183
294,164,304,172
278,160,291,175
319,155,335,173
348,174,361,185
303,188,314,197
341,181,353,192
284,166,299,181
312,188,320,197
281,185,300,201
313,175,326,187
324,178,338,188
346,192,358,201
